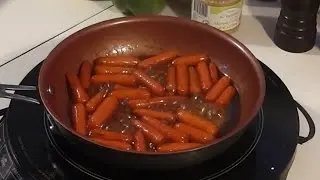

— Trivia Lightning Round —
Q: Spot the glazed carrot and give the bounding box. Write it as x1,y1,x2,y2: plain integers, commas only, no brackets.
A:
94,65,134,74
132,70,165,96
188,66,201,95
85,89,108,113
113,84,134,90
157,143,202,152
95,56,139,67
91,74,136,86
209,63,218,83
196,61,212,91
90,129,132,142
177,110,219,136
128,96,187,108
72,103,87,136
111,89,151,100
91,138,132,151
166,66,176,95
79,61,92,89
88,96,118,129
205,76,231,101
66,72,89,103
138,51,178,68
134,130,147,152
133,109,176,122
176,65,189,96
174,123,213,143
141,116,189,143
132,120,165,145
216,86,236,107
172,54,208,65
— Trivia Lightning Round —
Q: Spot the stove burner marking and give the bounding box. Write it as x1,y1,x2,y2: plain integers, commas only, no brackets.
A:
0,122,4,149
4,172,16,180
2,61,301,180
43,110,265,180
10,167,23,180
17,136,52,180
43,111,106,180
0,145,13,179
201,109,265,180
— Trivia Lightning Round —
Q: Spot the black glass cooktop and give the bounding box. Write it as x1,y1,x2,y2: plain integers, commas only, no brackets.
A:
0,61,314,180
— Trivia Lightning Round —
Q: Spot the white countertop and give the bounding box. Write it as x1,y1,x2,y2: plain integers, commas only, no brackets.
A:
0,1,319,179
0,0,113,64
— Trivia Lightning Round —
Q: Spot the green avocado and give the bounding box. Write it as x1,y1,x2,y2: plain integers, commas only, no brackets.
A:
113,0,166,15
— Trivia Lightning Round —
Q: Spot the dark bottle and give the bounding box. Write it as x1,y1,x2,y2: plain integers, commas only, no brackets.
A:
274,0,320,53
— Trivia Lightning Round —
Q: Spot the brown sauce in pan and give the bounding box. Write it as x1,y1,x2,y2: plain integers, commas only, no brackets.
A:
68,52,239,153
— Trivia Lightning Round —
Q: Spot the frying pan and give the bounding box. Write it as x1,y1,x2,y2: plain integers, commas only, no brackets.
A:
2,16,265,170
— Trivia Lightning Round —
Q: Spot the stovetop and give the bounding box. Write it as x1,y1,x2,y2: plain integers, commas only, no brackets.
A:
0,61,315,180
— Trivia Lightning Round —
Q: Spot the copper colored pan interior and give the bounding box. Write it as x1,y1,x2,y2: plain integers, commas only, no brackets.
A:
38,16,265,153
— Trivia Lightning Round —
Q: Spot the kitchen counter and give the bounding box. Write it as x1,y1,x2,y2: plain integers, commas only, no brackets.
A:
0,1,319,180
0,0,113,65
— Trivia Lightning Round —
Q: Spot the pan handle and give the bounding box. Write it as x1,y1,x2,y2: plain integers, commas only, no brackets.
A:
0,108,7,117
295,100,316,145
0,108,7,124
0,84,40,104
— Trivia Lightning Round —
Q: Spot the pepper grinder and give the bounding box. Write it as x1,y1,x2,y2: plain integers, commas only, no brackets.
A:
274,0,320,53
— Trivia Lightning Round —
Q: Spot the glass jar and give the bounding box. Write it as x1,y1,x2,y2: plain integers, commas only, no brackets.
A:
112,0,166,15
191,0,244,33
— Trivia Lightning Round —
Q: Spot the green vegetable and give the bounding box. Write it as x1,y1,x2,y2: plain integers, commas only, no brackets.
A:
112,0,128,13
112,0,166,15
